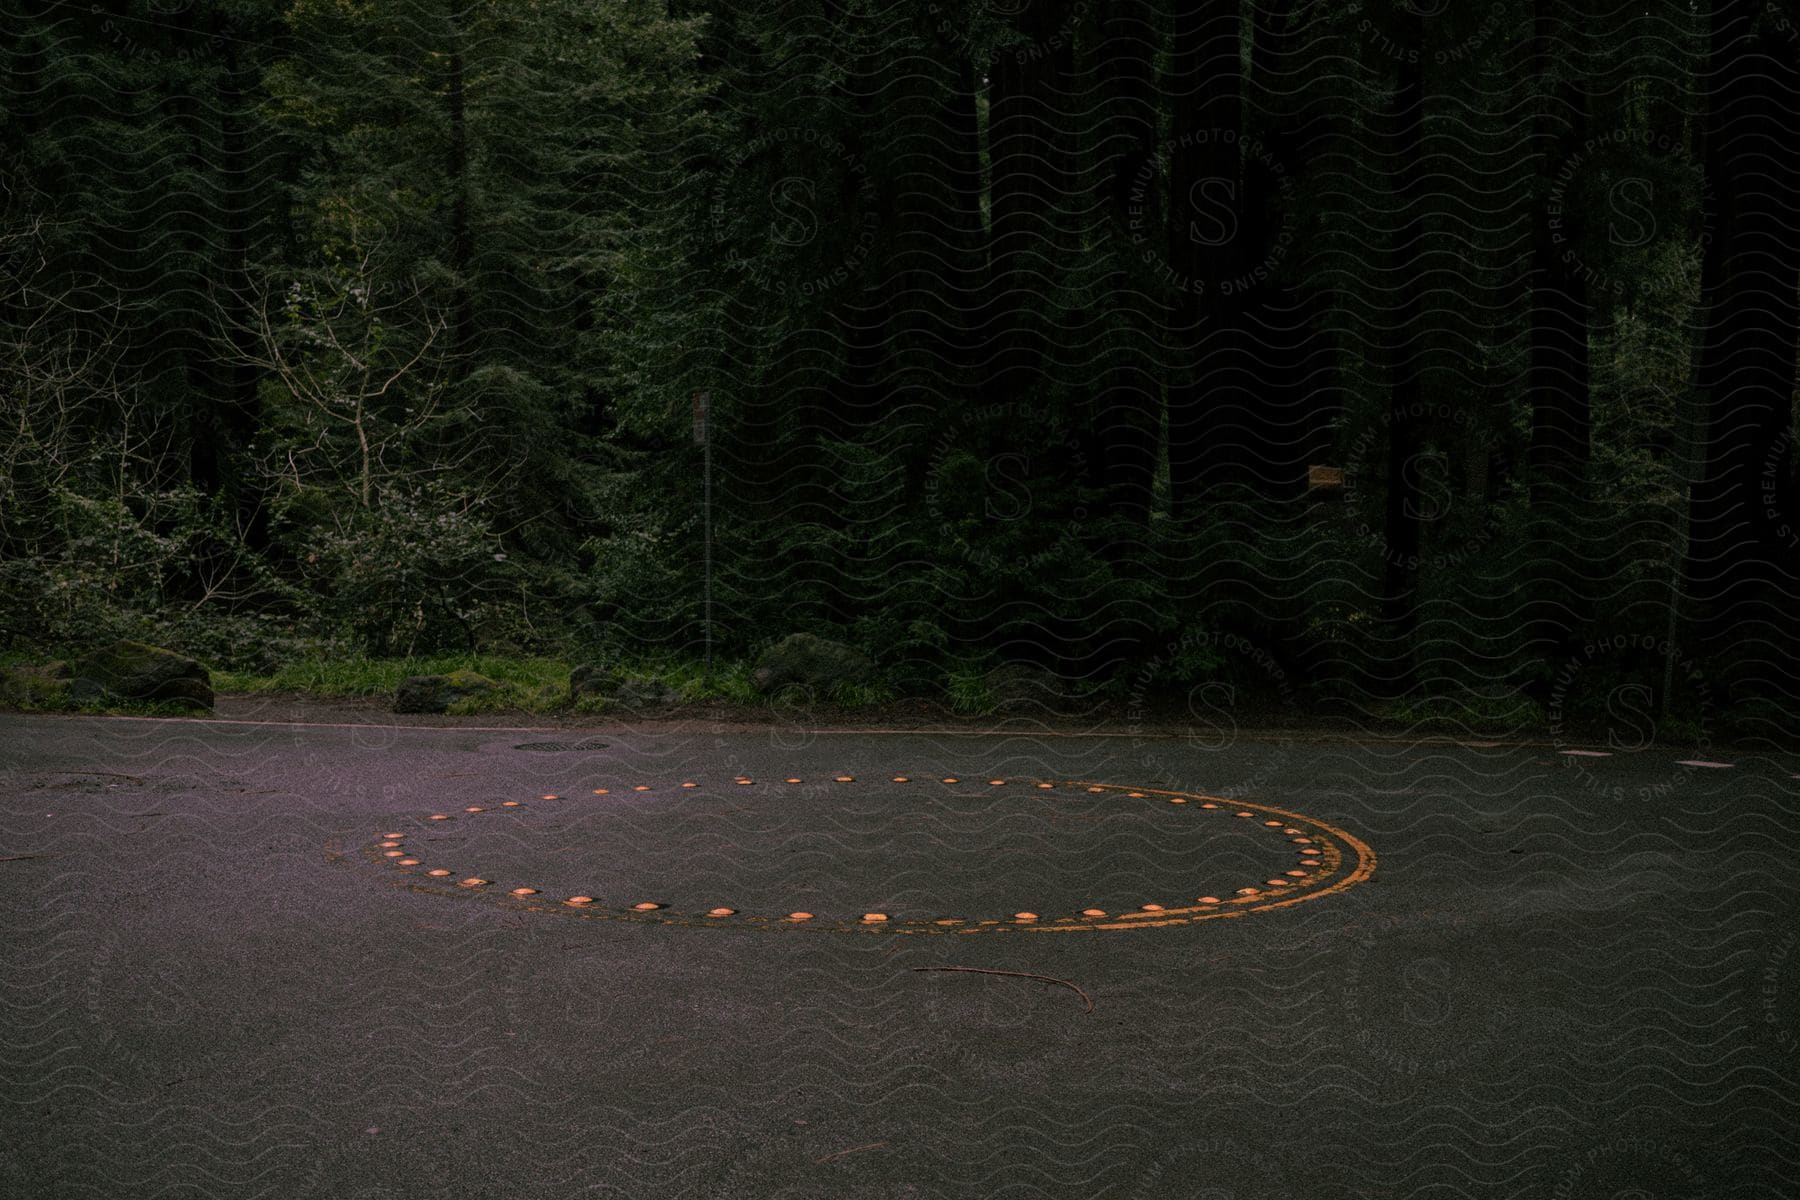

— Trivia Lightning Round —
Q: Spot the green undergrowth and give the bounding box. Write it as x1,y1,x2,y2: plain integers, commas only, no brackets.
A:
16,648,1786,740
215,654,780,713
1371,693,1550,737
77,698,209,718
944,659,997,716
3,694,203,718
212,654,569,698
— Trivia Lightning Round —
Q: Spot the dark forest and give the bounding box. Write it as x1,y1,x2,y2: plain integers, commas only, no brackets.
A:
4,0,1798,741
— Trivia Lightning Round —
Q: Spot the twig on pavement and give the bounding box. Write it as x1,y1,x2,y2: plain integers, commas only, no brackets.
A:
910,966,1094,1014
816,1141,888,1165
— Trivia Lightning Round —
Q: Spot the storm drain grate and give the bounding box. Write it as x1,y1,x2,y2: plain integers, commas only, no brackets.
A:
513,740,611,753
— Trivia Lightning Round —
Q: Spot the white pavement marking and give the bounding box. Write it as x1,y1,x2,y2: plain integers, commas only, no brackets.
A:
1676,760,1734,769
1559,749,1613,757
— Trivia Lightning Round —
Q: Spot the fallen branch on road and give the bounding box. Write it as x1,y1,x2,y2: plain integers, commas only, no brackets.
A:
815,1141,888,1164
910,966,1094,1014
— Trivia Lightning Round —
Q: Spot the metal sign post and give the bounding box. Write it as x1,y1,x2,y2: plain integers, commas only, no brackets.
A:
1662,383,1702,725
692,391,712,682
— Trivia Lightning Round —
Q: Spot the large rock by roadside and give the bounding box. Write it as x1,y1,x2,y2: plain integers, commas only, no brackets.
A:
393,670,499,714
568,665,679,711
66,641,213,711
750,633,875,696
613,678,680,709
0,660,74,708
569,664,621,702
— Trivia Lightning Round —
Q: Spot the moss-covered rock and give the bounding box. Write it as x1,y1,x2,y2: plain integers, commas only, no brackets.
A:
613,678,680,710
750,633,875,696
67,641,213,711
393,670,499,714
569,664,621,702
0,660,74,709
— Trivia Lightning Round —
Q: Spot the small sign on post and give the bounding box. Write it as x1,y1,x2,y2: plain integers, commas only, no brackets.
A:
692,390,710,445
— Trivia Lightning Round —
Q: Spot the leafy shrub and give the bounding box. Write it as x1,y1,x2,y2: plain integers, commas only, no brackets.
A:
945,657,996,716
280,481,509,656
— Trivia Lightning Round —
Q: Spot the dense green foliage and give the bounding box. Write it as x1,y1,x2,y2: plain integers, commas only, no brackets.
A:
2,0,1797,736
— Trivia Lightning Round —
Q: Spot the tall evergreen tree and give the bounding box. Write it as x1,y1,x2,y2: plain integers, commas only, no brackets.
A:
257,0,708,650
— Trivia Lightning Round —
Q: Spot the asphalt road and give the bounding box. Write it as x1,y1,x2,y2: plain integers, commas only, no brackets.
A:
2,705,1797,1199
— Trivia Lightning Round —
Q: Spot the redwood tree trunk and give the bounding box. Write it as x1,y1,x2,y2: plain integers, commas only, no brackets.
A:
1523,0,1592,672
984,0,1076,412
1380,8,1428,684
1091,0,1160,524
1527,0,1591,509
1243,0,1337,503
1165,0,1242,519
1685,0,1800,705
446,20,475,379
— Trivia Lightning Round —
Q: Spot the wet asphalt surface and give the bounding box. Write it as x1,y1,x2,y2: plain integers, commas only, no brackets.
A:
2,704,1797,1199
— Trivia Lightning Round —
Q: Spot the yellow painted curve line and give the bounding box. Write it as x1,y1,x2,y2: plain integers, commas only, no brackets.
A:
358,777,1376,934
